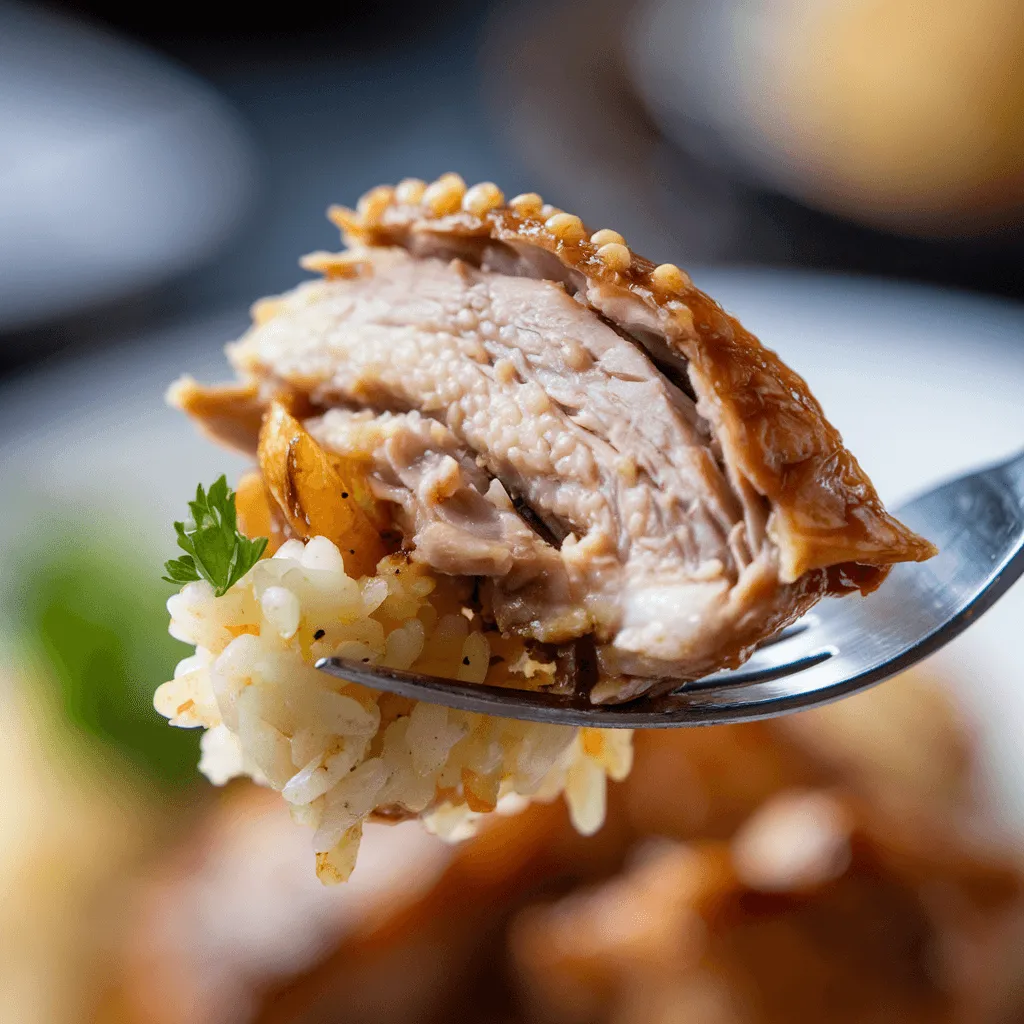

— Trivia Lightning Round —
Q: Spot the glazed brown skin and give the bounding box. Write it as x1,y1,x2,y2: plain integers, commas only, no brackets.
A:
172,175,934,698
335,190,935,590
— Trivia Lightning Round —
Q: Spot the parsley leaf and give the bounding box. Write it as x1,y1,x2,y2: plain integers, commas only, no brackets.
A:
163,475,268,596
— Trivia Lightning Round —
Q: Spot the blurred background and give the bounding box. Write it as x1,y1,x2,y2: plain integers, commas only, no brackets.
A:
2,0,1024,1021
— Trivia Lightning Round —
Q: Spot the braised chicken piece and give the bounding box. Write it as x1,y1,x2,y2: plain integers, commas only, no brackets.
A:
511,792,1024,1024
103,677,1024,1024
174,175,933,701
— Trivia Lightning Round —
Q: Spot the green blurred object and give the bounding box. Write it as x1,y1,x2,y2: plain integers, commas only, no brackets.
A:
11,519,201,788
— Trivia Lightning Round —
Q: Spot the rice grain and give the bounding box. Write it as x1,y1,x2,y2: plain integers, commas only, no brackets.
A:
156,537,633,883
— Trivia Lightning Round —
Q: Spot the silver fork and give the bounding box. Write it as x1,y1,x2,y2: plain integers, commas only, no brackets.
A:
317,451,1024,728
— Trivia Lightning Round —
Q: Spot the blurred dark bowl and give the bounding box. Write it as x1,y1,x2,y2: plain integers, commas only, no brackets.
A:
34,0,485,43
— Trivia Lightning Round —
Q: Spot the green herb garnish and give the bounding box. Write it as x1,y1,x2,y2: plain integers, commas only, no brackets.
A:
163,475,267,596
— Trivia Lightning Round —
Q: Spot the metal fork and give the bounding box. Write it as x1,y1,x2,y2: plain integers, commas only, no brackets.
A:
317,451,1024,727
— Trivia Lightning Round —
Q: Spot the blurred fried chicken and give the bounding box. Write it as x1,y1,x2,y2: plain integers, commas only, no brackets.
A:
96,670,1024,1024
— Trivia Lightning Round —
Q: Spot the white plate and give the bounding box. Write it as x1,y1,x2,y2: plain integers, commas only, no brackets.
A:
1,270,1022,829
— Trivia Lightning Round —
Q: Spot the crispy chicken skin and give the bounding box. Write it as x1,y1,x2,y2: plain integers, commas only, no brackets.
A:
172,175,934,699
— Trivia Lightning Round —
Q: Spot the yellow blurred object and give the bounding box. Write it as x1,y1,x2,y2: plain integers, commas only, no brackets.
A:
765,0,1024,234
0,679,153,1024
93,789,452,1024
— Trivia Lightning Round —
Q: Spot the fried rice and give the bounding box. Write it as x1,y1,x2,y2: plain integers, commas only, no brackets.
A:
155,536,633,883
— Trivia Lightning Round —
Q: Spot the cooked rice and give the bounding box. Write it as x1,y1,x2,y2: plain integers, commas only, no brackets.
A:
155,537,633,883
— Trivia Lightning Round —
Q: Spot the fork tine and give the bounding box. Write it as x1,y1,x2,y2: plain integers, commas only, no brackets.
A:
315,613,834,728
314,657,635,727
750,619,814,650
684,648,835,691
313,610,832,727
318,449,1024,729
684,615,823,691
313,651,848,728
